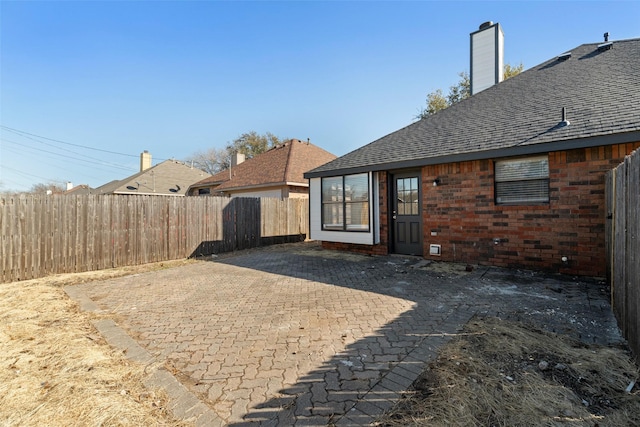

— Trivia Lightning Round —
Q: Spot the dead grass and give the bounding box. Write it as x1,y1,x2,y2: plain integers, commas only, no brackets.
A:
376,316,640,427
0,260,194,427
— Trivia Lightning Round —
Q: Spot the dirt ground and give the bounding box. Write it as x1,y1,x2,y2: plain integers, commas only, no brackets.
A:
1,253,639,426
376,316,640,427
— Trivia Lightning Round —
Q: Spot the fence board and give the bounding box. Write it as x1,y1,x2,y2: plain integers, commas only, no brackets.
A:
627,155,639,357
606,148,640,360
1,195,308,283
613,166,626,332
43,196,52,274
6,198,16,279
16,198,25,278
605,171,613,286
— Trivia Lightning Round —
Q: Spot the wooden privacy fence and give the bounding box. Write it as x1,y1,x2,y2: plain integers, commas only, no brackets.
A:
0,195,308,283
606,148,640,360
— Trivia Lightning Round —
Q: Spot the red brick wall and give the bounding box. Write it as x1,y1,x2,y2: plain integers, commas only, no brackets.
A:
321,241,388,255
421,142,640,277
287,186,309,196
377,171,390,251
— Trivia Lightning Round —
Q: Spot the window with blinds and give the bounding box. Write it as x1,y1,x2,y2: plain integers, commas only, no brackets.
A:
495,156,549,204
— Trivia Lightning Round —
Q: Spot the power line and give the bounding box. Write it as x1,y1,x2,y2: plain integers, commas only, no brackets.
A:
1,138,137,173
0,143,113,183
1,134,138,170
0,164,66,184
0,125,169,161
0,125,190,190
0,125,169,165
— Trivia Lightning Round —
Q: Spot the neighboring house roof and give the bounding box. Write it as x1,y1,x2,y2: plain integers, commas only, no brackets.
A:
95,160,211,196
191,139,337,193
306,38,640,178
63,184,92,195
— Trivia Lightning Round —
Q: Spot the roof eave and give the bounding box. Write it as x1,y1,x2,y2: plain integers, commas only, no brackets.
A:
304,130,640,178
113,191,185,196
188,180,225,192
215,182,291,193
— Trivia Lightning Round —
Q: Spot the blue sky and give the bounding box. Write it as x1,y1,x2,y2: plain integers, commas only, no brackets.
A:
1,1,638,192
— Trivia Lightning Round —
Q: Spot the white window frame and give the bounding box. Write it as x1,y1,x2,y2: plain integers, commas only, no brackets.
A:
309,173,379,245
321,173,370,232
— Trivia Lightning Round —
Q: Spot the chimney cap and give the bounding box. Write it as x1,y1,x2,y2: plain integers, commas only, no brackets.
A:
479,21,494,30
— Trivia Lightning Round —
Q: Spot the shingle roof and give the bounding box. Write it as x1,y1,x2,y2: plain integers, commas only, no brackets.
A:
191,139,336,191
306,38,640,178
95,160,211,196
63,184,92,195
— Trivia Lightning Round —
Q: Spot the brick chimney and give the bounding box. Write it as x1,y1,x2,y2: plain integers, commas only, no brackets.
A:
470,21,504,95
231,152,245,167
140,150,152,172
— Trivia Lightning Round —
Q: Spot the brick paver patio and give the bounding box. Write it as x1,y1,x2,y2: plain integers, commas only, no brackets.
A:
68,242,622,426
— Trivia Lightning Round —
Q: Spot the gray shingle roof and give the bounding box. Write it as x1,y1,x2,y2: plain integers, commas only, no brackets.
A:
305,38,640,178
95,160,211,196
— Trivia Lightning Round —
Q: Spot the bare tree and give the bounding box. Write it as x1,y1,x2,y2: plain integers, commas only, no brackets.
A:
185,131,284,175
1,182,67,196
185,147,230,175
29,182,66,195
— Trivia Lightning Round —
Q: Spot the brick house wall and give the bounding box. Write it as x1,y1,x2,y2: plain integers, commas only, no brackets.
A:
422,142,640,277
322,142,639,277
286,185,310,198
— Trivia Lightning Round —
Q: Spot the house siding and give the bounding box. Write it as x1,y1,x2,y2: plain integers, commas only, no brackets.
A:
420,142,640,277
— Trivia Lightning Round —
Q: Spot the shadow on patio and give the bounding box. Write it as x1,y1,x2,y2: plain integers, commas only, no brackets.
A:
208,244,480,426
